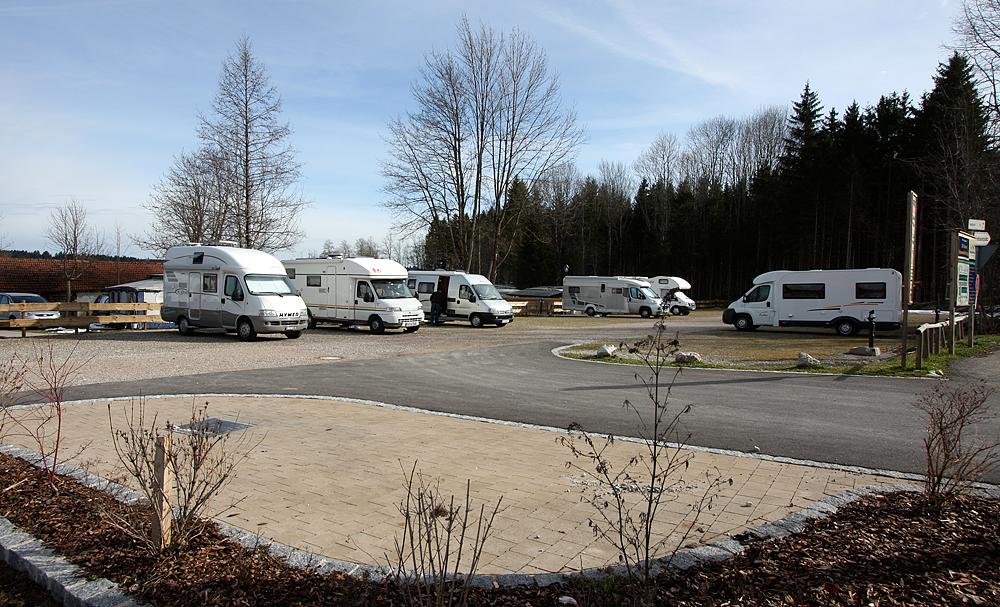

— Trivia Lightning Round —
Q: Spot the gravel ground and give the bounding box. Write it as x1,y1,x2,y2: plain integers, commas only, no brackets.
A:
0,315,687,387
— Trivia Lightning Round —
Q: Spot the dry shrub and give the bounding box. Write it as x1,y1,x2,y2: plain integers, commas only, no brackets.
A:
916,381,999,497
388,462,502,607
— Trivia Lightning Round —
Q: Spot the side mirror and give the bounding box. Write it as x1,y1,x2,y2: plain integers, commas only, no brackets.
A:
234,291,244,302
469,295,477,303
742,295,748,302
364,294,374,303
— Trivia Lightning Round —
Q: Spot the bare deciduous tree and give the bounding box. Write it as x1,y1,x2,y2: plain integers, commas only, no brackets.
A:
383,18,583,280
196,37,306,252
634,132,681,186
45,200,105,300
355,236,380,257
953,0,1000,134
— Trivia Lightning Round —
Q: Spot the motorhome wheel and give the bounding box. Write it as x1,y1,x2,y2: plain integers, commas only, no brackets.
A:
669,305,681,316
177,317,193,336
639,307,652,318
585,306,596,317
682,309,691,315
369,316,386,334
734,315,755,331
307,312,316,329
470,314,483,328
835,319,859,336
237,318,256,341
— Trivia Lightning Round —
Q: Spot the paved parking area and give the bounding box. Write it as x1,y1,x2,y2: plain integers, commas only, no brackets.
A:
19,394,896,574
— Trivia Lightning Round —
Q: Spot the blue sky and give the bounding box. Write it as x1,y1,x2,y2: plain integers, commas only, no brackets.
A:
0,0,959,258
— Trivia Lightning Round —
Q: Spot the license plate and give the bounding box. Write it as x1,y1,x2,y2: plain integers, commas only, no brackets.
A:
498,319,509,324
403,321,419,327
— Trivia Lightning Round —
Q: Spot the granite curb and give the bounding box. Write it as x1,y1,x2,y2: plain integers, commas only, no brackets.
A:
6,441,997,592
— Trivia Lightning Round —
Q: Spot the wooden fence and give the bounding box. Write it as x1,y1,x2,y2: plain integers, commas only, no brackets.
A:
509,299,564,316
0,302,163,336
914,314,969,370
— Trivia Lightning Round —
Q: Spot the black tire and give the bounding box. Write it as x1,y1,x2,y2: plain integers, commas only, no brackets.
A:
585,306,596,317
639,307,652,318
682,309,691,316
669,306,681,316
404,325,419,333
307,312,317,330
177,316,193,336
734,314,755,332
470,314,484,328
369,316,386,334
237,318,256,341
286,330,302,339
835,319,859,336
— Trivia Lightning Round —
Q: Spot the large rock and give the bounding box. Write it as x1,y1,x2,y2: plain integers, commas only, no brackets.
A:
595,344,617,358
797,352,822,368
847,346,880,356
675,351,703,363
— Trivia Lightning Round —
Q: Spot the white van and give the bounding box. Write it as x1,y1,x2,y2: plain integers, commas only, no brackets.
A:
407,270,514,327
722,268,902,335
283,256,424,334
162,245,309,340
647,276,696,316
562,276,663,317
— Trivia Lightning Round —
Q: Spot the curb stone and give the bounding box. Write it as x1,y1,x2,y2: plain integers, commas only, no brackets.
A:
3,441,1000,592
0,516,143,607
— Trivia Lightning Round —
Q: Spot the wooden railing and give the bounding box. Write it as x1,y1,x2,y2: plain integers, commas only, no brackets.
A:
914,314,968,370
0,302,163,336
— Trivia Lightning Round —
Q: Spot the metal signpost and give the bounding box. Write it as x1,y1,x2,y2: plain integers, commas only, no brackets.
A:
900,192,917,369
951,229,975,353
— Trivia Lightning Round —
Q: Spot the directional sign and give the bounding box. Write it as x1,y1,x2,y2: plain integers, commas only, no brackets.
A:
974,231,991,246
969,218,986,231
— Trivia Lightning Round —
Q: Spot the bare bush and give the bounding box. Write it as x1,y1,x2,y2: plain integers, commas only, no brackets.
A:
388,462,502,607
560,317,731,588
1,343,89,481
915,381,999,497
107,398,261,553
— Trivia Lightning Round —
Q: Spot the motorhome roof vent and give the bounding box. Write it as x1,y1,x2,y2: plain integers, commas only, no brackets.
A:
186,242,202,246
325,252,345,259
216,240,238,247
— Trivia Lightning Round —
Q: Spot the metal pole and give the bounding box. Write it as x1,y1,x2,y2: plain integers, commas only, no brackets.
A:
949,230,958,355
900,191,917,369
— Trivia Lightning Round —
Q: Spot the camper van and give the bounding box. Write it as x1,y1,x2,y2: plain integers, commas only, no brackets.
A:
647,276,696,315
722,268,902,335
562,276,663,317
283,256,424,334
407,270,514,327
162,245,309,341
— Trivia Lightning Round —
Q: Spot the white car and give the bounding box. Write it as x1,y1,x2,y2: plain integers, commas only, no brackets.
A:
0,292,61,320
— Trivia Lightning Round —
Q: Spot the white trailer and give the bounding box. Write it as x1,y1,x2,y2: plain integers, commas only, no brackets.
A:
722,268,902,335
562,276,663,317
647,276,696,315
283,256,424,334
162,245,309,340
406,270,514,327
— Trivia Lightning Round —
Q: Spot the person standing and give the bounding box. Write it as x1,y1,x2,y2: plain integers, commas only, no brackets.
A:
430,288,445,326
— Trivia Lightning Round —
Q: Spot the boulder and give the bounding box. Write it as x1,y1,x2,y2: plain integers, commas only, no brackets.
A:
595,344,617,358
675,351,703,363
847,346,880,356
797,352,822,368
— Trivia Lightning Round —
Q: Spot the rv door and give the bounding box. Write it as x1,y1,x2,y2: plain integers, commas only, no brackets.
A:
355,280,375,322
188,272,202,320
221,275,245,329
743,284,774,326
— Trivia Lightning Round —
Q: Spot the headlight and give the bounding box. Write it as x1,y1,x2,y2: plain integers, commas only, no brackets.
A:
300,309,309,317
260,309,278,317
387,306,402,312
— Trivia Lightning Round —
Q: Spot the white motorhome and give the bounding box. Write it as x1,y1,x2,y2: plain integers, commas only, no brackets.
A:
722,268,902,335
283,256,424,334
162,245,309,341
562,276,663,317
648,276,696,316
407,270,514,327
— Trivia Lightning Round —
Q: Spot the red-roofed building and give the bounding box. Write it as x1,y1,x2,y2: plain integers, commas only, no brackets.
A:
0,256,163,301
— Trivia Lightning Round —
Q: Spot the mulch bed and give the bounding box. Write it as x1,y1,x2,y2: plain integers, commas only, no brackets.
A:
1,451,998,606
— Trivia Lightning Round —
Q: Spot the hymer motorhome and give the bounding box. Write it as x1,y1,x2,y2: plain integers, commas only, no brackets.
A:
407,270,514,327
562,276,663,317
162,244,309,340
283,256,424,334
722,268,902,335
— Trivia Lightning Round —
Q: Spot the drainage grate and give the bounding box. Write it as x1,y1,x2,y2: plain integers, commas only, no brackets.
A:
174,418,253,435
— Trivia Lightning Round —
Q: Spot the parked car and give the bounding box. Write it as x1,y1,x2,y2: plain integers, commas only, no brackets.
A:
0,293,62,320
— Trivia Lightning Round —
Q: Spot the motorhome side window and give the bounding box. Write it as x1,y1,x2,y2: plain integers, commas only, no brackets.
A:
855,282,887,299
612,288,623,294
224,276,242,299
192,252,204,264
782,283,826,299
601,284,606,293
568,286,580,294
629,287,641,298
459,285,472,299
306,275,322,287
202,274,218,293
745,285,770,302
286,268,296,279
417,282,434,294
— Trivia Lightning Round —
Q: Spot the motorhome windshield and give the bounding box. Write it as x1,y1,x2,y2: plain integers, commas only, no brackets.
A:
640,287,659,300
371,279,411,299
245,274,296,296
472,284,504,300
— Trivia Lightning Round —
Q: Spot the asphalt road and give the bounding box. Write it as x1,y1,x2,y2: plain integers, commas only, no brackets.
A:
50,339,1000,482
